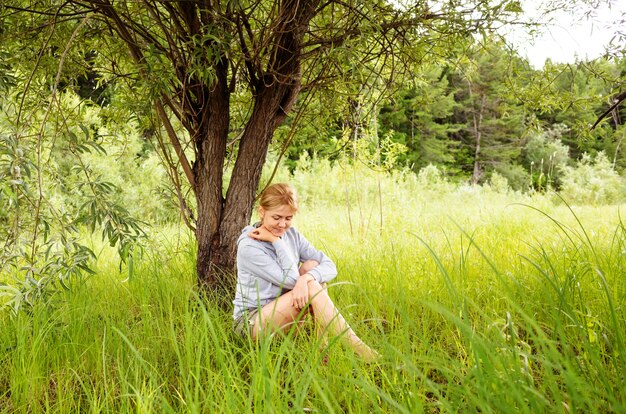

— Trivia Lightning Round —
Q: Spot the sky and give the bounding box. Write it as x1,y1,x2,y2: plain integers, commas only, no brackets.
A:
504,0,626,68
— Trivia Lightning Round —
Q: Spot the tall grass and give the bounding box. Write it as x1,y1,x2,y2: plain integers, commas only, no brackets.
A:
1,162,625,413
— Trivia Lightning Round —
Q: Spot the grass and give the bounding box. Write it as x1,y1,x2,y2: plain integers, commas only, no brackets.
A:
1,168,625,413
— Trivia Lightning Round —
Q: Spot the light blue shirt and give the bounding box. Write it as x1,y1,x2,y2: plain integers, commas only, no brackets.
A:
232,224,337,320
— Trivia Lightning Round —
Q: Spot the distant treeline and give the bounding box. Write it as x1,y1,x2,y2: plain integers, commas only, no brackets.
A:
277,41,626,192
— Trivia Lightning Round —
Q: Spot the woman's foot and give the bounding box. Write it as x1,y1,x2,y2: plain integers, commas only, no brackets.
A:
354,341,380,363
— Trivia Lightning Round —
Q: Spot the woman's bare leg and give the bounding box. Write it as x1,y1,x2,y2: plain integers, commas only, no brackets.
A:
305,278,379,362
251,257,378,361
250,293,302,339
251,278,378,362
249,260,320,338
299,260,329,353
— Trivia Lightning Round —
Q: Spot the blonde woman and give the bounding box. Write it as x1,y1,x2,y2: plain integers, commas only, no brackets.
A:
232,183,378,362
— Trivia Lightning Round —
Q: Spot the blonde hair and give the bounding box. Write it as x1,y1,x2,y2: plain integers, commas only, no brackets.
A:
258,183,299,213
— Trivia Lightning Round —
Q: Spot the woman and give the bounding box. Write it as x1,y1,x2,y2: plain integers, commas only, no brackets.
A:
232,183,378,362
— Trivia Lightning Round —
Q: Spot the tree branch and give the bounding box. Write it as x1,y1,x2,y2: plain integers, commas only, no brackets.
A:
2,3,86,18
303,15,438,52
155,101,196,192
83,0,196,191
236,11,261,91
592,90,626,130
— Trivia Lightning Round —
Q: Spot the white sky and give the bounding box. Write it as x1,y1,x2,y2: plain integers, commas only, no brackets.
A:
504,0,626,68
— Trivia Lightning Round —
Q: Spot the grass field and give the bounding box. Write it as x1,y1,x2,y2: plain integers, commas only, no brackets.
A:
1,166,625,413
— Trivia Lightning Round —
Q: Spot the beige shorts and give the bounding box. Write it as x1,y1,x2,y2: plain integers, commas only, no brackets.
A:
233,308,260,337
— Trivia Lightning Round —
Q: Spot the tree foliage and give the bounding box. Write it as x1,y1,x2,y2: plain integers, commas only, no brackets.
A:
1,0,624,304
1,0,525,291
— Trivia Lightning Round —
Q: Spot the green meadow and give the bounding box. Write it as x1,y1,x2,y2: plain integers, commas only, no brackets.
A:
1,164,625,413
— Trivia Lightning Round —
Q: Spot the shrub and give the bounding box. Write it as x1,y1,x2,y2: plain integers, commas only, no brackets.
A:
493,164,531,192
523,124,571,190
559,152,625,205
487,171,510,194
417,164,446,188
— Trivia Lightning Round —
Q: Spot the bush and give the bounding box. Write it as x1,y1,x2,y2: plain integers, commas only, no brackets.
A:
523,124,571,190
417,164,446,188
487,171,510,194
559,152,625,205
493,164,531,192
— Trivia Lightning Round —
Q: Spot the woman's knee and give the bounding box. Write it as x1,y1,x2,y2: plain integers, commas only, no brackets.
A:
299,259,319,276
306,278,326,298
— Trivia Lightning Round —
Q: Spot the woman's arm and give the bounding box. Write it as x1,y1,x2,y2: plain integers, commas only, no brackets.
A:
237,237,301,289
295,232,337,283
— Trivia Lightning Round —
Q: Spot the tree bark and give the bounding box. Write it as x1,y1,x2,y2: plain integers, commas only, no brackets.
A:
195,0,318,289
194,59,230,290
471,94,486,185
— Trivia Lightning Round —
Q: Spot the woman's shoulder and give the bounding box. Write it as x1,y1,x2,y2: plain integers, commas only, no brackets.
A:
286,226,299,234
283,226,302,239
237,225,256,245
284,227,309,246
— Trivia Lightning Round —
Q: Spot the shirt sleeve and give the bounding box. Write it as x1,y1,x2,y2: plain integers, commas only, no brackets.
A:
237,238,301,289
295,232,338,283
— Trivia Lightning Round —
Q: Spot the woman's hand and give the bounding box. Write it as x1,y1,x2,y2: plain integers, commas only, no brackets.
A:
248,225,279,243
291,274,312,310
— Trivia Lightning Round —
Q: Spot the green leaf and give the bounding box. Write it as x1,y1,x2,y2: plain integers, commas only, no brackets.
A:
504,1,523,13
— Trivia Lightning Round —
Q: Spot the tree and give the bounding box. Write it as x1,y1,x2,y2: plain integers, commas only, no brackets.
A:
378,66,461,173
449,42,529,184
1,0,520,290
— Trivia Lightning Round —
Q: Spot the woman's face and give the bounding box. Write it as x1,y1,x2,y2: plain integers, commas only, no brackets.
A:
259,204,295,238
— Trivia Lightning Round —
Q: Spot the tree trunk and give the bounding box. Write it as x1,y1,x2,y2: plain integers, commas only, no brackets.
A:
194,59,230,291
471,94,486,185
195,0,317,290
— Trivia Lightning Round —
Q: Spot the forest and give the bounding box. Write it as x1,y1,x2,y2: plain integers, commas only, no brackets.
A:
1,0,625,412
284,45,626,191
